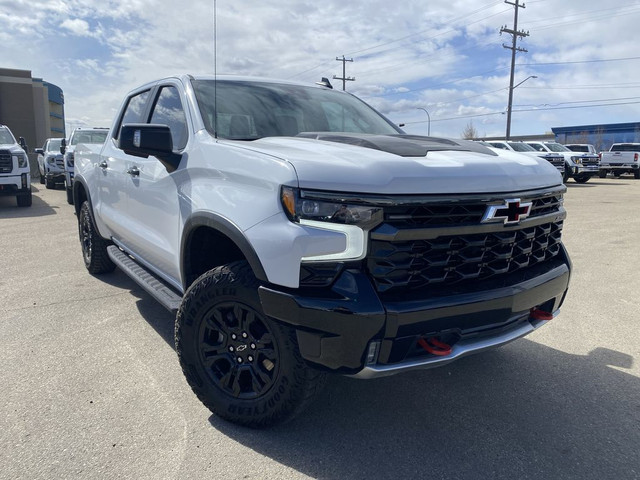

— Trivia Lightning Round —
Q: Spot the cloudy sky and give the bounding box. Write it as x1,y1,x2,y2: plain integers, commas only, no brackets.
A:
2,0,640,138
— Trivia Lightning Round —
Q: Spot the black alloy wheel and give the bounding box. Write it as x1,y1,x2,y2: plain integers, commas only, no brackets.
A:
198,301,279,399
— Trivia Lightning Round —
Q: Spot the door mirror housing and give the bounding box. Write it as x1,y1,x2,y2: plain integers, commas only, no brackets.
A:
60,138,67,154
118,124,181,172
34,148,44,155
18,137,27,151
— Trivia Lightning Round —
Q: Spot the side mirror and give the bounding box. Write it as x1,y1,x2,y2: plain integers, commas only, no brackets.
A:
118,123,181,171
35,148,44,155
19,137,27,151
60,138,67,154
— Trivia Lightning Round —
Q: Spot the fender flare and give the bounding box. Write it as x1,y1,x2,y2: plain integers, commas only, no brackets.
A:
180,213,268,290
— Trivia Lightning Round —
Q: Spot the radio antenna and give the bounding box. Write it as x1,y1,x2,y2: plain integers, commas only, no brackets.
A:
213,0,218,138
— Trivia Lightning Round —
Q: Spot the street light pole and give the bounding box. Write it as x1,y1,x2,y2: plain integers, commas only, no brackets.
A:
416,108,431,136
505,75,537,140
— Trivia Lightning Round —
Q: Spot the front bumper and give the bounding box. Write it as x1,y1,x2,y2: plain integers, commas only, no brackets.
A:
259,246,571,375
0,173,31,197
571,165,599,176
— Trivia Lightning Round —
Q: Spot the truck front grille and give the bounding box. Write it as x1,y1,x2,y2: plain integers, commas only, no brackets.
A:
368,222,563,293
55,157,64,169
382,194,562,228
0,150,12,173
366,189,566,294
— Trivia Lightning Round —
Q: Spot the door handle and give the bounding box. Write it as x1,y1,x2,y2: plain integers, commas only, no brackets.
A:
127,166,140,177
99,161,108,169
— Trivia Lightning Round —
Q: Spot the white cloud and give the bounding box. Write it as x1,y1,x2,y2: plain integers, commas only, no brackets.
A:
1,0,640,138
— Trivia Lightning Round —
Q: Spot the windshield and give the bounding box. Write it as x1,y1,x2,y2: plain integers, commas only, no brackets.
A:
611,144,640,152
567,145,588,152
46,139,62,152
545,143,571,152
0,127,16,145
192,80,401,140
508,142,536,152
70,130,108,145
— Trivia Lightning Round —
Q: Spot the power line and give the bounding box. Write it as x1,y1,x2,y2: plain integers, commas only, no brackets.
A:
402,99,640,125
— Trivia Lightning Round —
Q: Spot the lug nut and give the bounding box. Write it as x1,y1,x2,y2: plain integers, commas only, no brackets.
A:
237,357,243,363
250,343,256,350
242,332,248,339
231,333,237,340
248,355,254,362
229,346,234,352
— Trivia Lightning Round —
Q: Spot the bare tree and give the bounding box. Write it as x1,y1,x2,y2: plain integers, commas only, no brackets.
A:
461,121,479,140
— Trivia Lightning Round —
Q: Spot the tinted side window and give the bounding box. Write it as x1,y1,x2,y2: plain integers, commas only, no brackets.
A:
150,86,188,150
116,90,150,139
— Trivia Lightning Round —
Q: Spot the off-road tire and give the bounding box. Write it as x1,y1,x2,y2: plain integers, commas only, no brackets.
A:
176,260,326,428
78,201,115,274
634,169,640,179
562,168,570,183
66,187,74,204
39,169,45,184
16,191,32,207
45,177,55,189
599,170,607,178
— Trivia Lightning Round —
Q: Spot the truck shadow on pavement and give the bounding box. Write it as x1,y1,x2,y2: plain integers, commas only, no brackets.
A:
209,342,639,480
0,186,57,217
102,271,640,480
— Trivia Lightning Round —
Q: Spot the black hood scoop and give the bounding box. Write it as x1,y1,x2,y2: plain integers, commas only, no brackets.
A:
296,133,497,158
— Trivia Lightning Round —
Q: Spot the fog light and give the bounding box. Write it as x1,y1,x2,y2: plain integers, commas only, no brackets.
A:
366,341,381,365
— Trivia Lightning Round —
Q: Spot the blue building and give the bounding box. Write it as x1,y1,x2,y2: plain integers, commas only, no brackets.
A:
552,122,640,152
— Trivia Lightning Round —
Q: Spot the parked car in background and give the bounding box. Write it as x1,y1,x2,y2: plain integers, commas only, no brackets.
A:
62,127,109,204
0,124,31,207
480,140,565,176
526,141,599,184
565,144,597,155
35,138,65,189
598,143,640,179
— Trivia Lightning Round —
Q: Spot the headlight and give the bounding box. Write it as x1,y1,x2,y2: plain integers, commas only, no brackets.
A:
281,186,383,262
13,154,28,168
67,153,74,167
571,156,582,164
281,186,382,227
47,156,56,165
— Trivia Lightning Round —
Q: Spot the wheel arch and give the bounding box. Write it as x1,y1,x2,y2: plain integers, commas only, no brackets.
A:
181,213,268,291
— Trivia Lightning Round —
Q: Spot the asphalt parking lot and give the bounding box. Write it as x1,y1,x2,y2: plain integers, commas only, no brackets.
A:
1,178,639,480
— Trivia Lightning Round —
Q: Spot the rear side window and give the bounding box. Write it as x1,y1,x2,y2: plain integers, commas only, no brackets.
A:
149,86,188,150
116,90,150,139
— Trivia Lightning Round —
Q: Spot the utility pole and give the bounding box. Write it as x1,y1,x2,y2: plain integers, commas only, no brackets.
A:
501,0,529,140
333,56,355,91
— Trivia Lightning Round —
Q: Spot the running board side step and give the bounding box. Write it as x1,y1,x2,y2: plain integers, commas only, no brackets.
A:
107,245,182,313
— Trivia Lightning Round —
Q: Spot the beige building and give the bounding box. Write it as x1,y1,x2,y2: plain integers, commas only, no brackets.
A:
0,67,65,174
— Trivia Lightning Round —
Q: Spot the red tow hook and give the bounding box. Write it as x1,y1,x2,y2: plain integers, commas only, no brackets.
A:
418,337,453,356
530,308,554,321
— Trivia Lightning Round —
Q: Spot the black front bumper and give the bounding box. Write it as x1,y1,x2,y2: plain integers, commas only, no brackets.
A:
259,246,571,375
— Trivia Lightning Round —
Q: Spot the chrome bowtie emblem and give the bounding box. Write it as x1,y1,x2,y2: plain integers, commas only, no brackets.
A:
482,198,532,225
236,344,248,352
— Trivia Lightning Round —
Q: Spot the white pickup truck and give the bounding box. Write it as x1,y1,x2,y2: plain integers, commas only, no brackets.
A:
0,124,32,207
599,143,640,179
72,74,572,427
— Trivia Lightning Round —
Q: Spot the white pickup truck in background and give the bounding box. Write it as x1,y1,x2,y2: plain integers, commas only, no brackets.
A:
598,143,640,179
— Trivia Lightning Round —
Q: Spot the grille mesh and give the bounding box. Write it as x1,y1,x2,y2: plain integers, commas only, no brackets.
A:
0,150,12,173
367,192,565,293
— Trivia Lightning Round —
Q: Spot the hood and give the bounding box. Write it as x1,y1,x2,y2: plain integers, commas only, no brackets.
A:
229,133,563,194
0,143,26,154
